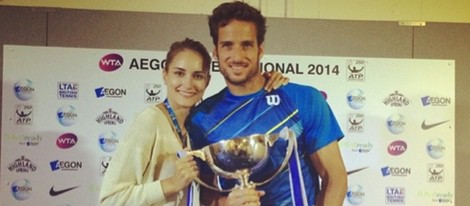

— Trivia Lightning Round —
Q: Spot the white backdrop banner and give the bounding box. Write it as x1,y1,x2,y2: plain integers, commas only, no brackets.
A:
1,45,455,205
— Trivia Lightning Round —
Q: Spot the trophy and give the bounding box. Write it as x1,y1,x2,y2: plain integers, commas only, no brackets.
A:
187,127,296,191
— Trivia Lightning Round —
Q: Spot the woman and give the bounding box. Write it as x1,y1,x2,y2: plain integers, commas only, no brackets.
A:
99,38,286,206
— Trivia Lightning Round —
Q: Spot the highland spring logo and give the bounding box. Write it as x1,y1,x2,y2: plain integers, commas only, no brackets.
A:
96,108,125,125
14,79,35,101
383,91,410,107
8,156,38,173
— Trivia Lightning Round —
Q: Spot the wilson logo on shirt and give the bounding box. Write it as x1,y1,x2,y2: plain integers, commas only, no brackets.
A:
266,95,280,106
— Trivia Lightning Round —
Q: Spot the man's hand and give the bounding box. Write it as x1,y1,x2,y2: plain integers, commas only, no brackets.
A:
219,188,265,206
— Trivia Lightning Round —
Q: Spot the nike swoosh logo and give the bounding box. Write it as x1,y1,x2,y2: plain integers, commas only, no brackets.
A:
49,186,79,196
347,167,368,175
421,120,449,130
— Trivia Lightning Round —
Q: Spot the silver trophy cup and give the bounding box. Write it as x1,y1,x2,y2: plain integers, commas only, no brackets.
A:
187,127,296,191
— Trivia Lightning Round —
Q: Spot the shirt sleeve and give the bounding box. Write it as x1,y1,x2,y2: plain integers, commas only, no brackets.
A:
301,87,344,154
99,108,167,206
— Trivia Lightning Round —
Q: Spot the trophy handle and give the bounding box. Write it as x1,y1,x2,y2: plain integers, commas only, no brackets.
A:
186,149,235,192
255,128,296,186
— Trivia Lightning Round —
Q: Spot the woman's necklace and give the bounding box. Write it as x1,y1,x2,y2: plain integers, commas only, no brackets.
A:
163,99,187,147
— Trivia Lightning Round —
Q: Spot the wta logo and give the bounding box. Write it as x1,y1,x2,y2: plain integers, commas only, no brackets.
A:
99,53,123,72
56,133,78,149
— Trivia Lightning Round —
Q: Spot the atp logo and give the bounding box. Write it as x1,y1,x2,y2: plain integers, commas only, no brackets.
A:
265,95,280,106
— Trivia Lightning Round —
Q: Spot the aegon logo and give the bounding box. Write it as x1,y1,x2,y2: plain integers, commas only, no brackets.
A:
347,184,365,205
99,53,123,72
427,138,445,159
14,79,35,101
11,179,33,201
95,87,127,98
57,105,78,126
388,140,407,156
386,114,406,134
99,131,119,152
49,160,83,171
347,89,366,110
381,166,411,177
56,133,78,149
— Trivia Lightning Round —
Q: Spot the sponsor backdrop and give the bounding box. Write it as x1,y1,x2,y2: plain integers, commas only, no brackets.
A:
1,45,454,205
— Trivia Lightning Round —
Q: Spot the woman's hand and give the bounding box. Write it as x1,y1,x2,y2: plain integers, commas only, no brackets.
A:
263,71,289,92
161,155,199,197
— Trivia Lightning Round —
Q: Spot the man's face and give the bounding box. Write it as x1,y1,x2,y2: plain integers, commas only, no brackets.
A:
213,20,264,87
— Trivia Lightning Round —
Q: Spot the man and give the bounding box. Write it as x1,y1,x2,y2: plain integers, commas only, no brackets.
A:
187,1,347,206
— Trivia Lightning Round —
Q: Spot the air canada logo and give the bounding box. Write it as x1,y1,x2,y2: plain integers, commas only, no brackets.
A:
428,163,444,183
346,59,366,81
347,89,366,110
8,156,38,173
347,184,365,205
383,91,410,107
145,83,162,103
15,104,33,125
14,79,35,101
96,108,125,125
58,82,79,99
99,53,123,72
348,113,364,133
57,105,78,126
11,178,32,201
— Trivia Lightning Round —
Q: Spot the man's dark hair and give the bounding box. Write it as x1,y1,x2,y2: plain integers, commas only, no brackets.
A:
208,1,267,46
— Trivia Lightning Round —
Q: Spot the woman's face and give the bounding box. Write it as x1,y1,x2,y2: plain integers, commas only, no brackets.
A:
163,49,209,110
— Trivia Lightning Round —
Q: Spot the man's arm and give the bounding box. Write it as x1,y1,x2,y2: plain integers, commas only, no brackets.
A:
310,141,347,206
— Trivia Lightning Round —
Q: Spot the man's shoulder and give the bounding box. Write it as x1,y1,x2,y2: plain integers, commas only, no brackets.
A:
279,82,320,97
